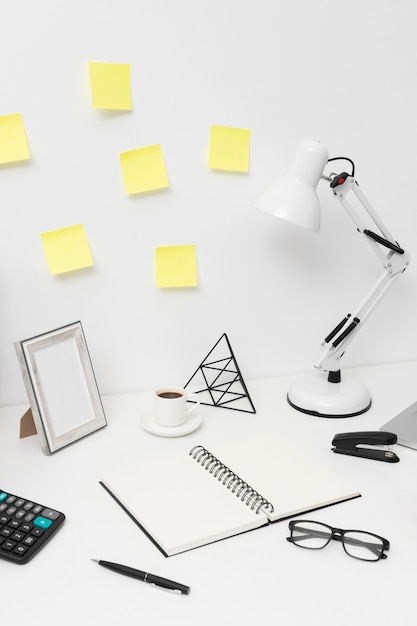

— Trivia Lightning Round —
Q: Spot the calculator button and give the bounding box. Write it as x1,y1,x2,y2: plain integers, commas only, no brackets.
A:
0,493,8,502
23,536,37,546
24,513,35,522
20,523,32,533
0,515,9,524
31,527,45,538
9,519,21,529
15,510,26,519
6,496,16,504
2,540,15,551
13,545,29,556
0,503,7,511
6,507,17,515
32,505,42,514
1,527,13,537
23,502,33,511
41,508,60,521
33,517,53,530
15,499,25,507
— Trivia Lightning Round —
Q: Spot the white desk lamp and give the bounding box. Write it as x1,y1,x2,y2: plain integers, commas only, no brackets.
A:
255,139,410,418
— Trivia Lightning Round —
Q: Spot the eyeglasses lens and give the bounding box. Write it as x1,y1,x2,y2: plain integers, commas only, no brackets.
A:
342,531,384,561
291,521,332,549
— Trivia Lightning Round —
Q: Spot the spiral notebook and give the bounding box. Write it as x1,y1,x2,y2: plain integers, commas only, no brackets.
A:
100,434,360,557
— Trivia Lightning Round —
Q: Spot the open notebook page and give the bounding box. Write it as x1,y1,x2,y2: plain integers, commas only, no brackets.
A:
205,434,360,522
101,450,269,557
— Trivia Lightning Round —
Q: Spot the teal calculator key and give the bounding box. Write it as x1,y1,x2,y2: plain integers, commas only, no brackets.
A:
34,516,53,530
0,493,8,502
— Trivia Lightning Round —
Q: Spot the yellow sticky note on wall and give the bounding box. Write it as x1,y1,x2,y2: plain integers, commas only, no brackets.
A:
155,245,198,288
208,125,251,172
120,144,169,194
0,113,30,164
88,62,132,110
41,224,94,275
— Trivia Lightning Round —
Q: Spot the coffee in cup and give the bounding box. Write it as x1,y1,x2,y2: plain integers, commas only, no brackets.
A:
154,386,201,427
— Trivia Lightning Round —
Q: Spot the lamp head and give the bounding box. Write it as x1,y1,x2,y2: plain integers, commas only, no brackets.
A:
255,139,329,232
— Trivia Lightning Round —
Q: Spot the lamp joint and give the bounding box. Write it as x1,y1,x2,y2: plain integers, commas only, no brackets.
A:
330,172,350,189
328,370,342,384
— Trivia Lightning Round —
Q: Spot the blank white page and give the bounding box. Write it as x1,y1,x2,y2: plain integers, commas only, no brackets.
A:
101,449,268,556
207,434,360,522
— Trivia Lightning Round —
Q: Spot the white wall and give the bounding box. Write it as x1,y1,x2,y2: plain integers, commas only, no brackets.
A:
1,0,416,406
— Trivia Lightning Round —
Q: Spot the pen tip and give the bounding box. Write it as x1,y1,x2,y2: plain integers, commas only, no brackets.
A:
91,558,99,563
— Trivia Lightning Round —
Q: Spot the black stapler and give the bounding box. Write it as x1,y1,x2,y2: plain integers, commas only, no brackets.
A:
332,431,400,463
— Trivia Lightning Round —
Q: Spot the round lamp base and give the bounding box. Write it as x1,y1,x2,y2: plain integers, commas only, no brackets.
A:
287,371,372,418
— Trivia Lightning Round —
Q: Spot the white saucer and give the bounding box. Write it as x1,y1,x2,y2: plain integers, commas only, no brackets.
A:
140,410,202,438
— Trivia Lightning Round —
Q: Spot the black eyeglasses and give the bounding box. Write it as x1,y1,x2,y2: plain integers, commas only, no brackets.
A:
287,520,389,562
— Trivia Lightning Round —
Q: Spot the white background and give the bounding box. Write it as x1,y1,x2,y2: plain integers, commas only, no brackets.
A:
1,0,416,407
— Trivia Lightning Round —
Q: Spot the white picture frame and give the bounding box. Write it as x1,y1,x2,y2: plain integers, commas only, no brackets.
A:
15,321,107,455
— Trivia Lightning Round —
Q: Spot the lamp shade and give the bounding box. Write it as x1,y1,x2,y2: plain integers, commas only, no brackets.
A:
255,139,329,232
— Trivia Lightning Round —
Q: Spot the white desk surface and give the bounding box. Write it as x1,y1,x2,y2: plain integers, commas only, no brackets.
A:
1,361,416,625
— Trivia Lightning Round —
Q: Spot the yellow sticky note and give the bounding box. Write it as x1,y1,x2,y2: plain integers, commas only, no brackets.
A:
208,125,251,172
120,144,169,194
41,224,94,275
0,113,30,164
155,245,198,288
88,62,132,110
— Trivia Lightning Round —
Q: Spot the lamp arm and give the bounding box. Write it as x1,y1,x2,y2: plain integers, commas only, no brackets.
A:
313,175,411,374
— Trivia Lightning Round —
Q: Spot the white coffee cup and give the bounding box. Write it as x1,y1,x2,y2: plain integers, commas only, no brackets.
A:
154,386,201,427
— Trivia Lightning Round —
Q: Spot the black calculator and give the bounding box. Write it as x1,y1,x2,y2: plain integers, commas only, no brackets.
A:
0,489,65,564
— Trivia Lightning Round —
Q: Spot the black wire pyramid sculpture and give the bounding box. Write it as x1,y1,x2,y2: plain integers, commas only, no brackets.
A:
184,333,256,413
